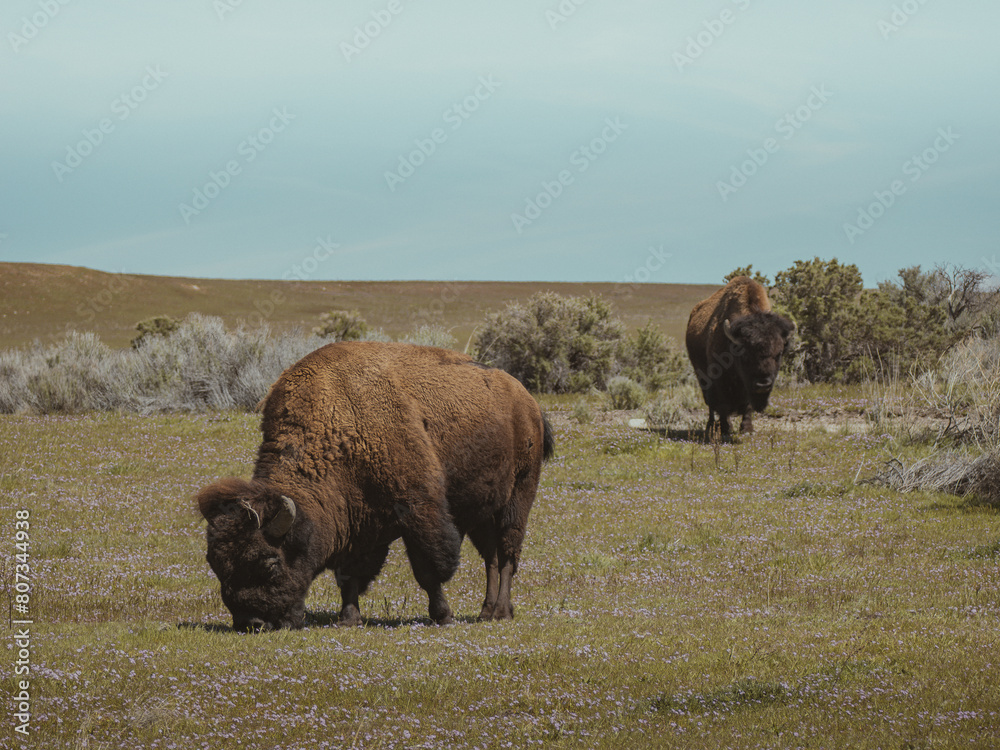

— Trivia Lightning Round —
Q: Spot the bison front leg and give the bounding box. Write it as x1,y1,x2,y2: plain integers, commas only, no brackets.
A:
705,408,718,440
739,404,755,435
396,490,462,625
335,574,363,627
705,408,732,442
334,542,390,627
402,536,456,624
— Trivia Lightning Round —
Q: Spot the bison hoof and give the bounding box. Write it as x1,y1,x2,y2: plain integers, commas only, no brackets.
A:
479,604,514,621
337,606,363,627
478,603,496,620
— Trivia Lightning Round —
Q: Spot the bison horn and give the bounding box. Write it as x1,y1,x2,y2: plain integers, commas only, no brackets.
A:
723,318,739,344
238,499,261,529
265,495,296,539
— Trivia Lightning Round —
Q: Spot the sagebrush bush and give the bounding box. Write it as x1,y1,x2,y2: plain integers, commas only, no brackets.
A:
131,315,324,410
475,293,684,394
313,309,369,341
644,384,702,430
572,399,593,425
131,315,181,349
400,325,457,350
0,316,325,414
617,321,691,390
0,332,132,413
0,315,477,414
605,376,646,410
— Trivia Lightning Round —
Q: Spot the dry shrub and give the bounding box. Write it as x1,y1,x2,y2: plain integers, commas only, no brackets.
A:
912,337,1000,450
867,451,1000,506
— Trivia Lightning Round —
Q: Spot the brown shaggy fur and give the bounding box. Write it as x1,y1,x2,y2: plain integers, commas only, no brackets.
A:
685,277,794,437
198,342,553,631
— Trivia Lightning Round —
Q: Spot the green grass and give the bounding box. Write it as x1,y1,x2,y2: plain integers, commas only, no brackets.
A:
2,388,999,748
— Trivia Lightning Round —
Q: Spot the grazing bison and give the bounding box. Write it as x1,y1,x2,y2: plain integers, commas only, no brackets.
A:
685,276,794,437
197,341,554,631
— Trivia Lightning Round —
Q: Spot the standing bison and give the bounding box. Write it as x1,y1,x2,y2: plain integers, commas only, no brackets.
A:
197,342,554,631
685,276,794,438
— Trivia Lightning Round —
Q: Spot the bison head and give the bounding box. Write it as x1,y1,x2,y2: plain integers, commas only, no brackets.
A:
197,478,316,632
724,312,795,411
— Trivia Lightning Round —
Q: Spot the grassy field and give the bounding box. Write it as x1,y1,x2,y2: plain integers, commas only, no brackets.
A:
0,262,715,350
2,387,999,748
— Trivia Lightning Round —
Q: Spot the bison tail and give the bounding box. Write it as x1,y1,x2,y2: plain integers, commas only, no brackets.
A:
542,413,555,461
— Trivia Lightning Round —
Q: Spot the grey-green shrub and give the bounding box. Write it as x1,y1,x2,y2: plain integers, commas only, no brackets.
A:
0,332,131,413
606,376,646,410
0,315,478,414
572,399,593,425
474,293,625,393
617,321,691,391
0,316,325,414
131,315,181,349
644,385,702,431
400,325,457,350
313,309,369,341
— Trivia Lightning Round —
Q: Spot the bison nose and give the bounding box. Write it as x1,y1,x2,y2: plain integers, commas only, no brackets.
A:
234,617,272,633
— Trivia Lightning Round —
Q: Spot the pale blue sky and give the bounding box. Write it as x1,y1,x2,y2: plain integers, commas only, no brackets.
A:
2,1,998,285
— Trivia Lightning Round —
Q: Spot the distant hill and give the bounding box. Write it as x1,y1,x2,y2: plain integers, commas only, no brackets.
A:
0,262,718,350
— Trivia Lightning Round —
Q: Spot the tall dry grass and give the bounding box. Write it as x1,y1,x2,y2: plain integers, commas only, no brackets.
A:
911,336,1000,451
865,336,1000,504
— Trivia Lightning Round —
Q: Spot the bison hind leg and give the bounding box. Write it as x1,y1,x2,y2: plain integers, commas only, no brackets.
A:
469,476,536,622
467,525,501,620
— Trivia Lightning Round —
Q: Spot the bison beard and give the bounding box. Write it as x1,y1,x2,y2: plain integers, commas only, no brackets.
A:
197,341,553,631
686,276,794,438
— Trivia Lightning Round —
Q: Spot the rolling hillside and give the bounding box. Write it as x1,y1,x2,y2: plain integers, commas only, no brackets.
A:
0,262,718,350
